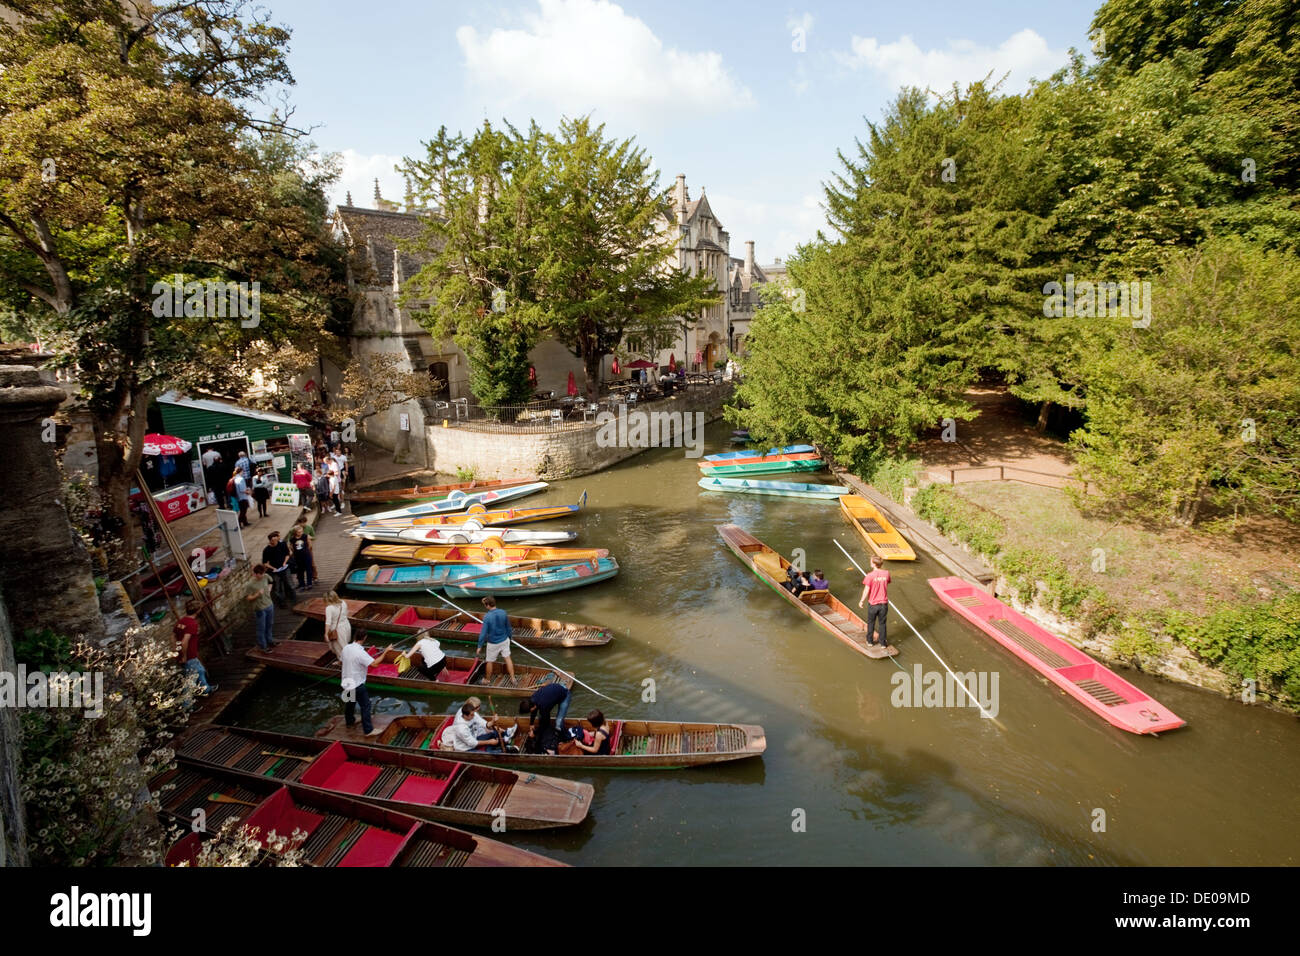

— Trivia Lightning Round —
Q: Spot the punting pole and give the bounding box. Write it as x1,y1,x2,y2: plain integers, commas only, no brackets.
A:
833,539,1004,728
424,589,616,702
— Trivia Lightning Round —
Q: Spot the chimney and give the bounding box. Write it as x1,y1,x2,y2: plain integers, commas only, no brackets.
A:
373,178,381,205
345,190,353,206
675,173,687,223
744,241,755,278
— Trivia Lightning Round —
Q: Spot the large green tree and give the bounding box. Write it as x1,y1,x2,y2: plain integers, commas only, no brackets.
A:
0,1,342,564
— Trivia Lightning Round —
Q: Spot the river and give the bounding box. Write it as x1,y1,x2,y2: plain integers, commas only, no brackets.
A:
224,422,1300,865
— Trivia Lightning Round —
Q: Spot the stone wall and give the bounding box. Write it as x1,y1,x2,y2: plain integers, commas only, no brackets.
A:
422,384,733,479
0,595,28,866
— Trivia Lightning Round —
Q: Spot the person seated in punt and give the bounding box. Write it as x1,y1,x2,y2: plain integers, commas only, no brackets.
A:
810,569,829,590
566,711,612,756
522,720,558,755
784,566,813,596
449,697,516,753
402,629,447,680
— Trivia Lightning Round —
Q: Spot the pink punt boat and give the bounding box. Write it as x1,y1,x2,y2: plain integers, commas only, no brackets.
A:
928,577,1185,735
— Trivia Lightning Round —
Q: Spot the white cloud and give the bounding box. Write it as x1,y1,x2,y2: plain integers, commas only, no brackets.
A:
330,149,407,210
712,191,827,263
839,29,1068,96
456,0,753,122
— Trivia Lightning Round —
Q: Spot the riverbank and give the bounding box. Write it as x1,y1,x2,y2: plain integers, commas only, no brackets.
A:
840,465,1298,715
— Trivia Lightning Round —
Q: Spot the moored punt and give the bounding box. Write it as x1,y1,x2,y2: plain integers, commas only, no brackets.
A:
928,576,1185,735
348,476,542,505
353,526,579,546
703,444,815,462
839,495,917,561
294,597,614,648
364,482,549,521
358,494,586,530
358,541,609,566
699,458,825,477
319,713,767,770
152,764,562,866
247,639,572,698
444,557,620,597
717,524,898,659
698,477,850,499
344,562,479,593
176,725,592,830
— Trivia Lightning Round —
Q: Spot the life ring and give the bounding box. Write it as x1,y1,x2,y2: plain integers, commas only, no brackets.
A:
466,504,487,515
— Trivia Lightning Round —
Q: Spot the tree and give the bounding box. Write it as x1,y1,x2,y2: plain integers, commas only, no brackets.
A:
0,2,341,567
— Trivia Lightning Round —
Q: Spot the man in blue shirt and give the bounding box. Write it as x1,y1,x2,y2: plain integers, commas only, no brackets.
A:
475,596,516,685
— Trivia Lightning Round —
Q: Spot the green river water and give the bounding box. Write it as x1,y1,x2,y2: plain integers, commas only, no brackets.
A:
224,422,1300,866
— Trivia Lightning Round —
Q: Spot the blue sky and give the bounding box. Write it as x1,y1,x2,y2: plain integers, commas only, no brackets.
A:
264,0,1101,262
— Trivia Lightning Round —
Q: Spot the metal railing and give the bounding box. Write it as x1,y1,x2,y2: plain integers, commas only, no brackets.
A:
933,464,1095,495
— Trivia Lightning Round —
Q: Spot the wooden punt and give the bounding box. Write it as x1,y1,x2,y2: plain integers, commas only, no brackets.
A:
246,639,573,698
363,483,548,521
319,713,767,771
353,526,579,546
839,495,917,561
698,477,849,499
928,576,1185,734
358,541,609,566
717,523,899,658
151,764,563,866
703,444,815,462
698,450,820,469
349,476,542,505
358,493,586,530
176,725,592,830
699,458,825,477
443,558,619,597
293,597,614,648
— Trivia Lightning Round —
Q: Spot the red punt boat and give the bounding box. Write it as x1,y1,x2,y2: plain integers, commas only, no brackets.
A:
697,450,820,469
928,577,1185,735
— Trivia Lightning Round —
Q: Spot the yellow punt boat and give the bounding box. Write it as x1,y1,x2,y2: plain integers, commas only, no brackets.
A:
360,493,587,530
359,539,609,566
838,495,916,561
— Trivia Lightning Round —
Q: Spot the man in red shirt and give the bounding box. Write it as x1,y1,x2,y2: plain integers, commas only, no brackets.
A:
174,600,216,695
857,555,892,648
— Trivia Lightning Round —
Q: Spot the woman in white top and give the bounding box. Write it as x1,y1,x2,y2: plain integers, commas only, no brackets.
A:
401,629,447,681
323,590,351,659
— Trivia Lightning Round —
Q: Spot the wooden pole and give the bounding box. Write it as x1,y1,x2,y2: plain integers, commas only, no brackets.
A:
136,469,219,636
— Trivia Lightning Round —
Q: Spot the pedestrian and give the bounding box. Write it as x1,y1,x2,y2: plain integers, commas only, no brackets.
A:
314,463,334,515
289,525,312,589
518,680,572,735
201,448,225,507
298,520,318,585
293,462,314,508
402,629,447,680
327,456,344,514
232,470,251,527
234,450,252,482
174,599,216,695
252,468,272,518
323,590,351,658
474,595,515,685
339,639,382,736
246,564,276,651
261,530,296,606
857,555,892,648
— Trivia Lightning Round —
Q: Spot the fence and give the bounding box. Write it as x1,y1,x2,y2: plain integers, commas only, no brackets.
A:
932,464,1095,495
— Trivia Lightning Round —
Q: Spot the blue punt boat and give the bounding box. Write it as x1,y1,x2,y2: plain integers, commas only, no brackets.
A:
443,558,620,597
697,477,851,499
363,482,549,521
702,444,815,462
343,562,505,593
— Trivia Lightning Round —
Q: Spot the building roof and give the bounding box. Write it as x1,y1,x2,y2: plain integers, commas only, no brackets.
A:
157,391,308,427
333,205,438,286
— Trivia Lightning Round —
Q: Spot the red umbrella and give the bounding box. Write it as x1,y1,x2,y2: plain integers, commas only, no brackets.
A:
611,358,621,376
669,354,677,370
528,365,537,384
142,433,192,456
626,359,656,369
566,370,578,396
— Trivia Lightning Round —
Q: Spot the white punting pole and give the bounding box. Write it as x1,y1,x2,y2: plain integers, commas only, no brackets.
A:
424,589,616,702
833,539,1003,727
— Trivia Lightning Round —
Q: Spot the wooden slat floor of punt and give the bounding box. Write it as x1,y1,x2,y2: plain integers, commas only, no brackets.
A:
987,618,1073,669
162,768,257,831
874,542,902,552
1074,679,1130,706
858,518,886,533
443,777,511,814
401,838,469,867
956,595,984,608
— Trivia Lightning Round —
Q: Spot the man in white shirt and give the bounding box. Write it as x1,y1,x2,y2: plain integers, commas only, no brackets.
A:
327,457,344,513
402,630,447,681
449,697,511,752
339,641,382,736
201,449,224,507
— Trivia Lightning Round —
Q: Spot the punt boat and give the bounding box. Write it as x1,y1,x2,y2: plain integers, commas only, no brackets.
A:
246,639,572,698
698,477,849,499
363,482,549,521
176,725,592,829
357,541,609,566
699,458,824,477
293,597,613,648
318,713,767,770
353,525,579,546
702,444,815,462
443,558,620,597
348,476,542,505
717,524,899,658
358,493,585,530
928,576,1185,734
839,495,917,560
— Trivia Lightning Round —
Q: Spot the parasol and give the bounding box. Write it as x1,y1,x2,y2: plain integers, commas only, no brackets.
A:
669,353,677,370
611,357,621,376
566,370,578,396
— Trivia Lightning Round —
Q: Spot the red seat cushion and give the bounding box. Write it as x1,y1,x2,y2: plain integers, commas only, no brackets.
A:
370,663,400,677
438,666,471,684
390,774,451,806
459,622,482,634
257,807,324,846
339,827,405,867
321,761,383,795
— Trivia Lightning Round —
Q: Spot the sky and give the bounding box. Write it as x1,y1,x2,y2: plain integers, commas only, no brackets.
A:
262,0,1102,263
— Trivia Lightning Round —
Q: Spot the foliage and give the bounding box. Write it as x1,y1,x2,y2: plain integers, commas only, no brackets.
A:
866,456,922,504
19,627,200,866
167,819,306,867
335,352,439,425
454,465,476,482
1162,596,1300,700
911,485,1006,559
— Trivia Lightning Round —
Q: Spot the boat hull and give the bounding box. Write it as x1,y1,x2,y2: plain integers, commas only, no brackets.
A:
354,527,579,546
443,558,620,597
702,444,815,462
839,495,917,560
349,476,542,505
364,482,549,521
928,576,1185,734
357,542,609,566
698,477,849,499
699,459,824,477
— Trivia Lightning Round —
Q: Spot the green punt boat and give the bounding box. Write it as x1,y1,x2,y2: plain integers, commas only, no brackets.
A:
698,477,850,499
698,458,825,477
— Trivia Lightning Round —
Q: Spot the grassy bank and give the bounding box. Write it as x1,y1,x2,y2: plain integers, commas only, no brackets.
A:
910,483,1300,707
